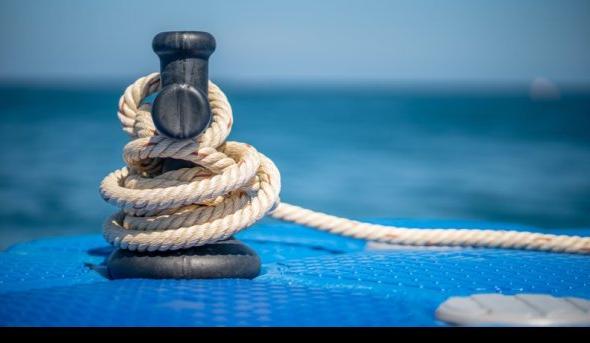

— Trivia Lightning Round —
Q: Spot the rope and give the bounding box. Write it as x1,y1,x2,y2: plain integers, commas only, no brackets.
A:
100,73,590,254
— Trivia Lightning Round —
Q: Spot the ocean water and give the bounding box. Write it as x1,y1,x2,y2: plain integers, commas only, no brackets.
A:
0,82,589,249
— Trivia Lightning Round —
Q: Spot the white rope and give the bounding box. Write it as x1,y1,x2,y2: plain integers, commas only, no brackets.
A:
100,73,590,255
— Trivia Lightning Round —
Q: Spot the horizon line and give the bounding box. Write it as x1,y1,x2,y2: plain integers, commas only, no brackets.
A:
2,76,590,94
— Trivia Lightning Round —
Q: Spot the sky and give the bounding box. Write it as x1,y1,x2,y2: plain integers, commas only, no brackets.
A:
0,0,589,85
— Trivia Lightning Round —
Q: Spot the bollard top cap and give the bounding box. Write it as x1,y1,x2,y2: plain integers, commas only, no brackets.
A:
152,31,216,59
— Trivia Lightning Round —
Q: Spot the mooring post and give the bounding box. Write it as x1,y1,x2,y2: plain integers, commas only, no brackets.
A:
152,31,214,171
106,31,261,280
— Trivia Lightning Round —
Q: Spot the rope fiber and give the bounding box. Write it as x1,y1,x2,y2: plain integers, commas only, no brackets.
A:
100,73,590,254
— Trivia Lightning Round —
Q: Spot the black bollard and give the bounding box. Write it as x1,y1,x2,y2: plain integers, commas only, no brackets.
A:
152,31,213,171
106,31,261,280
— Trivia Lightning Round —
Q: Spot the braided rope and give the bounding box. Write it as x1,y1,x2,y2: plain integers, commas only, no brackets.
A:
100,73,590,254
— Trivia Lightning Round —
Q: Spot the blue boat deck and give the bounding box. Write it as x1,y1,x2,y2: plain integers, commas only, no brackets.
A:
1,219,589,326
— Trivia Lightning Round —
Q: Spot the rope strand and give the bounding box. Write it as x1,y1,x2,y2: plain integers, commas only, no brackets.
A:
100,73,590,254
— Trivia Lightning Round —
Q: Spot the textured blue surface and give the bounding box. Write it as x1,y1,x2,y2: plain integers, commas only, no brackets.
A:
1,219,589,326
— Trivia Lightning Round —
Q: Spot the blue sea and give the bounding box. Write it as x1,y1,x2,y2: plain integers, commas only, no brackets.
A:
1,82,589,249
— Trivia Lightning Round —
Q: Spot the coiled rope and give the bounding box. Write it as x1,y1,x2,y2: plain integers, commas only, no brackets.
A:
100,73,590,254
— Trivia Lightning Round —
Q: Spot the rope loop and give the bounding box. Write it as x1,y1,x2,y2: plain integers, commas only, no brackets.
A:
100,73,590,254
101,75,280,251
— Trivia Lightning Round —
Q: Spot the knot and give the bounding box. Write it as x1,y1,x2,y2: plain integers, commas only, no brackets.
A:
100,73,280,252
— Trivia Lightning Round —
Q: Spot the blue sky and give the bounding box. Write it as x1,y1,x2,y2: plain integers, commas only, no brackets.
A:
0,0,589,84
